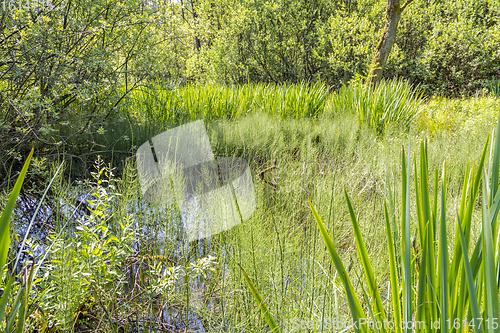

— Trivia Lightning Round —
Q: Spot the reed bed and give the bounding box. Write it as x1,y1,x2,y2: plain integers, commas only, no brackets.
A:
331,78,425,133
125,81,329,126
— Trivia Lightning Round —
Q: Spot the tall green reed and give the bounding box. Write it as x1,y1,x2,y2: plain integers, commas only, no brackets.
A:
308,111,500,332
0,148,34,333
242,111,500,332
125,81,329,131
0,150,66,332
331,78,424,133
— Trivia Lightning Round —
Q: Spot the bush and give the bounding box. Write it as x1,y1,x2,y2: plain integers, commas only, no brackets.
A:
385,0,500,96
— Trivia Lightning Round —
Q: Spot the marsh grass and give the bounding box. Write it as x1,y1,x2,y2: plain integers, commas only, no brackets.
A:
45,111,491,332
5,81,500,332
209,112,492,331
240,111,500,332
0,149,33,333
124,81,329,132
305,113,500,333
415,96,500,136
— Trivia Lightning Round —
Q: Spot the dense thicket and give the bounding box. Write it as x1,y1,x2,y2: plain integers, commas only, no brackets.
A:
150,0,500,95
0,0,160,178
1,0,499,178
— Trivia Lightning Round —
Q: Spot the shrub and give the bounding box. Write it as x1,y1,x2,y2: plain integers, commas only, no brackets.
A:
38,156,219,331
386,0,500,97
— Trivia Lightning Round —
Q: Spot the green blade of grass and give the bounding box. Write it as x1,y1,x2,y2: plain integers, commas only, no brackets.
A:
387,173,401,278
5,296,22,332
0,276,13,322
457,214,482,333
239,264,280,333
15,283,27,333
402,135,412,333
384,201,402,333
491,112,500,288
439,162,448,333
3,282,25,331
415,221,429,331
0,147,34,282
354,270,381,333
490,112,500,202
419,141,438,325
481,171,499,333
419,142,431,234
309,199,366,333
467,167,500,286
448,164,471,291
451,139,489,293
12,161,63,272
344,188,386,323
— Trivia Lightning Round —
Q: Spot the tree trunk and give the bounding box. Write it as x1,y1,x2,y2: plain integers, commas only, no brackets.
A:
366,0,412,86
190,0,201,52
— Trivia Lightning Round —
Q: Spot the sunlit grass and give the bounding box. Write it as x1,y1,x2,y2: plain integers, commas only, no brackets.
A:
415,96,500,136
310,128,500,332
6,80,500,332
243,112,500,333
125,81,329,127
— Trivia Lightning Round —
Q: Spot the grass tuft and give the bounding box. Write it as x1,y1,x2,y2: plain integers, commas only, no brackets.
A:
331,78,424,133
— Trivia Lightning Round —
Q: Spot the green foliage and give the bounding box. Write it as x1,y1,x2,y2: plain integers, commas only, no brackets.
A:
187,0,334,83
239,264,280,333
327,0,383,85
0,0,163,176
2,0,500,183
415,96,500,135
35,156,220,331
308,112,500,332
331,78,424,133
126,81,329,132
41,156,135,329
0,148,35,333
4,103,500,331
386,0,500,96
177,0,500,96
487,79,500,97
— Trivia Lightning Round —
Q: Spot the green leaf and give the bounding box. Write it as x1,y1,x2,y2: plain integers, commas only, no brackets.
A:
490,113,500,202
0,276,14,322
439,163,448,333
309,199,366,333
384,201,402,333
402,138,412,333
481,171,498,333
12,161,64,272
457,214,482,333
0,148,34,281
344,189,386,323
239,264,280,333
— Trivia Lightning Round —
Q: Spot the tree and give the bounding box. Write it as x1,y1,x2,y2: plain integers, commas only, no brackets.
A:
0,0,158,180
366,0,414,86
